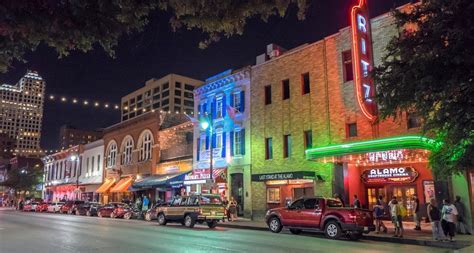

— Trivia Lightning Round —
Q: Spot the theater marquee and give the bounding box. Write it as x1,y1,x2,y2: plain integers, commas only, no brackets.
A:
361,167,419,184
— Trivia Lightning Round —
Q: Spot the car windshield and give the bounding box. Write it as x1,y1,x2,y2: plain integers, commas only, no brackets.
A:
199,195,222,205
326,199,343,208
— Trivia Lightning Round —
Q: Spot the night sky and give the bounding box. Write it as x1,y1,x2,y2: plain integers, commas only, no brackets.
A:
0,0,410,150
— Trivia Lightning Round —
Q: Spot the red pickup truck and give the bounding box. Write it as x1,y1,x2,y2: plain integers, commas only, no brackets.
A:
265,197,375,240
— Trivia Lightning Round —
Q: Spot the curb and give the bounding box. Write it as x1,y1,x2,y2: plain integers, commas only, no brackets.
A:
217,223,471,250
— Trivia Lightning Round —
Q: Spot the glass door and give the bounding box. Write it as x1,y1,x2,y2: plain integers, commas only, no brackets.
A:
367,187,386,211
389,185,416,217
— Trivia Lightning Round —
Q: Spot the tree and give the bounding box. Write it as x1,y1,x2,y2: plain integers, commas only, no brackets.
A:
0,0,308,72
373,0,474,178
1,165,43,197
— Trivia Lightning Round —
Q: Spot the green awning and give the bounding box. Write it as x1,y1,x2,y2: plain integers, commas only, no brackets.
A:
305,135,440,160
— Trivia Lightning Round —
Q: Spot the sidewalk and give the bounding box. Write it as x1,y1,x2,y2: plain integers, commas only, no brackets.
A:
218,218,473,250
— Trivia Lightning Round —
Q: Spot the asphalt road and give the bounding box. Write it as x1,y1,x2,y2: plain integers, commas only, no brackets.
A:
0,209,456,253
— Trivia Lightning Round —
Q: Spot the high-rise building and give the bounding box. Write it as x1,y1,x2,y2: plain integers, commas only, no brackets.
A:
120,74,203,121
58,125,102,150
0,71,45,156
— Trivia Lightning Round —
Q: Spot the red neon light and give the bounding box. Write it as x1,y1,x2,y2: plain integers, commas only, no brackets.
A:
351,0,377,121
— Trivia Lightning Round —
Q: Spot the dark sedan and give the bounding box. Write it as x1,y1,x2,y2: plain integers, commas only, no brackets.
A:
72,202,101,216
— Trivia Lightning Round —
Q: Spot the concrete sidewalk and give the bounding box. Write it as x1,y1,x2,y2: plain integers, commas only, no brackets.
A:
218,218,473,250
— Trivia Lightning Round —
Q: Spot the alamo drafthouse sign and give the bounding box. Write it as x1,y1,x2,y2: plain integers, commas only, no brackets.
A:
361,167,419,184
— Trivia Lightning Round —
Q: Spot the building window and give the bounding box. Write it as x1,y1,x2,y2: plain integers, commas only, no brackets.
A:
106,142,117,168
175,82,182,88
282,79,290,100
97,155,101,171
200,137,206,151
265,137,273,160
185,84,194,91
163,82,169,90
86,157,90,174
233,91,241,112
139,131,153,161
122,137,133,165
283,134,292,158
91,156,95,174
304,130,312,150
407,113,422,129
265,85,272,105
175,90,182,96
342,50,353,82
233,129,245,156
216,132,223,149
216,97,223,118
302,73,310,94
174,98,181,104
346,123,358,138
267,188,281,203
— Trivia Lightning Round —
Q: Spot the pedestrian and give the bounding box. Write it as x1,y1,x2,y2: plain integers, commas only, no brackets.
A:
454,196,471,235
374,195,387,234
441,198,458,242
389,197,404,238
135,196,142,210
333,193,345,207
222,198,230,221
142,195,149,212
353,195,361,208
427,198,446,241
413,195,421,231
228,197,238,222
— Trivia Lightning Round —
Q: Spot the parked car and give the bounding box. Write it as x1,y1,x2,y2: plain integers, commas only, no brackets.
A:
35,202,49,212
23,201,39,212
72,202,101,216
265,197,375,240
47,202,65,213
144,201,166,221
60,200,85,214
122,206,142,220
110,204,132,218
156,194,226,228
97,202,125,218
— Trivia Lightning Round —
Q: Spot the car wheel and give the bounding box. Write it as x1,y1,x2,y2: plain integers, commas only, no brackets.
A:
124,213,132,220
184,215,195,228
145,213,151,221
110,212,116,219
324,221,342,239
207,220,217,229
289,228,302,235
157,213,167,226
86,210,91,217
268,217,283,233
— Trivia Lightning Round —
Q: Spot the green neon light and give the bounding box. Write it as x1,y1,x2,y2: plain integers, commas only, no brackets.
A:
305,135,441,160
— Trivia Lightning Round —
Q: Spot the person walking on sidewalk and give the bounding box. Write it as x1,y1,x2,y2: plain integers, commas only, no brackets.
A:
413,196,421,231
389,197,404,238
441,199,458,242
228,197,238,222
374,195,387,234
427,198,446,241
333,193,345,207
454,195,471,235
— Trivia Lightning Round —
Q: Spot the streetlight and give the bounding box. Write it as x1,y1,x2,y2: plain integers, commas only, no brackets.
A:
200,117,214,192
70,154,79,200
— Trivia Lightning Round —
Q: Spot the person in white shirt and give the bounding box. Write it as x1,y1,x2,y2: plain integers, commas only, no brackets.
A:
441,199,458,242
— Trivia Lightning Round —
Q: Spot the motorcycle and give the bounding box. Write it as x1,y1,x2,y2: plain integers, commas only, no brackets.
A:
123,207,143,220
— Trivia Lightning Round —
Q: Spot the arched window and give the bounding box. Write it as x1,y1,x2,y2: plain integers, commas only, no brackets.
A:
121,136,134,165
138,130,153,161
106,141,117,168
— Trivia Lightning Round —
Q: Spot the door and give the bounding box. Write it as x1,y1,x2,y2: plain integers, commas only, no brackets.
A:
296,198,321,227
389,185,416,217
367,187,386,211
231,173,244,216
281,199,305,226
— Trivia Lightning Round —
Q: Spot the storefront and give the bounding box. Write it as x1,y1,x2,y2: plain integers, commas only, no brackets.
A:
183,168,227,196
131,171,191,202
306,135,440,218
251,171,319,210
47,184,78,202
109,177,133,202
96,178,116,204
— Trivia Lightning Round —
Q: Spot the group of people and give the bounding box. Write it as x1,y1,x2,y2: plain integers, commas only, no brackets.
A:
223,197,238,222
335,193,471,241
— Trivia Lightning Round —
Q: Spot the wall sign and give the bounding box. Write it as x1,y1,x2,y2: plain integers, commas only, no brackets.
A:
252,171,316,182
361,167,418,184
351,0,377,121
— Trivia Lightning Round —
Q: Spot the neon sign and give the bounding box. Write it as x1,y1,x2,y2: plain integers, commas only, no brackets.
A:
367,150,404,162
361,167,419,184
351,0,377,121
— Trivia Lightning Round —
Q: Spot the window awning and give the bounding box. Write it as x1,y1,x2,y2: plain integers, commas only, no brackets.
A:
110,177,133,193
96,178,116,193
305,135,440,160
132,171,191,190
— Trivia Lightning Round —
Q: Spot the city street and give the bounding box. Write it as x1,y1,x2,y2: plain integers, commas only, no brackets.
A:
0,209,455,253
